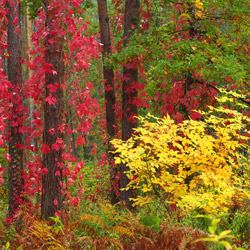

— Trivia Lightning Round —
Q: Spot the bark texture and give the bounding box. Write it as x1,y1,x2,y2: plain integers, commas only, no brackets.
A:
120,0,140,209
41,0,64,219
97,0,118,204
7,0,24,218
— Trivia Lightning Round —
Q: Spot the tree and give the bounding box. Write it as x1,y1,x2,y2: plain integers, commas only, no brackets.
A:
120,0,140,208
41,0,64,219
97,0,118,204
130,0,250,123
7,0,24,218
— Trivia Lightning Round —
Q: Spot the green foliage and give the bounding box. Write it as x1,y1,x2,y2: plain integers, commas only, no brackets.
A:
228,211,250,245
194,214,248,250
48,216,64,234
67,159,110,204
20,0,44,20
1,242,10,250
0,148,7,166
194,215,235,249
0,148,7,205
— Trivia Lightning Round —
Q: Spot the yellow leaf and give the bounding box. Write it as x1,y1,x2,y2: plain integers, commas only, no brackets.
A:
195,0,203,9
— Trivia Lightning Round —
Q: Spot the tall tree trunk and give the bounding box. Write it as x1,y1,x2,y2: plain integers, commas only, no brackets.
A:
120,0,140,209
21,7,37,149
26,7,37,148
7,0,24,218
41,0,64,219
67,105,76,158
97,0,118,204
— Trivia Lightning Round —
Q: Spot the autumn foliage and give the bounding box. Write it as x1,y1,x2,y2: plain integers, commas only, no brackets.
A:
0,0,250,248
112,93,250,214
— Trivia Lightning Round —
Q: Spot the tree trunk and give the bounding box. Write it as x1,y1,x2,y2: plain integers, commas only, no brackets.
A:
7,0,24,218
41,0,64,219
120,0,140,209
67,105,77,158
97,0,118,204
26,7,37,148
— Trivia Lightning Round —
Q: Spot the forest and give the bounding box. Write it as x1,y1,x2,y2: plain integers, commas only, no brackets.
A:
0,0,250,249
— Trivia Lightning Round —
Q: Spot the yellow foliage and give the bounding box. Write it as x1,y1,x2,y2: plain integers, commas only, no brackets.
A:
194,0,204,18
109,225,134,238
80,214,103,226
112,96,250,214
194,0,203,9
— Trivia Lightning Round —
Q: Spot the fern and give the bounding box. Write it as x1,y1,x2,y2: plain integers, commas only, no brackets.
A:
80,214,104,227
109,225,134,238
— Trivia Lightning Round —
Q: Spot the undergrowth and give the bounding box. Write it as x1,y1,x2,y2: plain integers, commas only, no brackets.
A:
0,176,249,249
0,203,209,250
0,160,249,250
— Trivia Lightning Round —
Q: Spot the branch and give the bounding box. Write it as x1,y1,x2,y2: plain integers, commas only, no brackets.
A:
196,80,250,107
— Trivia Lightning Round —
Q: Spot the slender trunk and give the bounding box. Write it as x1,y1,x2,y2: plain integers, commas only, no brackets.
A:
120,0,140,209
68,105,76,158
180,3,196,120
21,7,37,149
7,0,24,218
26,7,37,148
41,0,64,219
97,0,118,204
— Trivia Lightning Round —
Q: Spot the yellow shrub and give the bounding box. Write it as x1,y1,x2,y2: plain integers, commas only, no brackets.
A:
112,95,250,214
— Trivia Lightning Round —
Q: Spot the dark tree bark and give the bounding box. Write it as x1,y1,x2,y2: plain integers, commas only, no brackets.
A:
120,0,140,209
97,0,118,204
67,105,77,158
41,0,64,219
7,0,24,218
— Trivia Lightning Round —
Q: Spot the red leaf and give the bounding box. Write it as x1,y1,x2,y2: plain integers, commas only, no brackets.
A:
75,135,85,146
3,154,11,162
134,98,142,107
91,144,97,155
61,83,67,90
15,143,24,149
52,138,64,151
68,178,74,186
0,136,4,146
190,112,202,120
55,210,61,217
12,17,18,26
47,83,59,93
55,171,60,176
31,118,43,128
57,162,64,169
27,145,38,152
187,90,196,97
41,168,48,175
52,143,60,151
0,178,4,184
66,128,72,135
45,94,57,105
49,128,55,134
167,104,175,115
175,112,183,123
50,30,58,36
48,39,54,44
41,144,51,154
58,124,64,132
